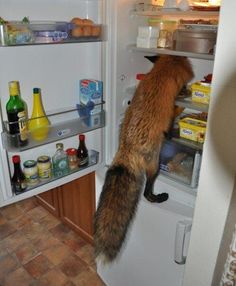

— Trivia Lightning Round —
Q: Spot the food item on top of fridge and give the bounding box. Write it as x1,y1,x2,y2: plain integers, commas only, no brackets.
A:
71,26,83,37
91,25,101,36
37,155,52,180
66,148,79,170
12,155,27,193
179,18,218,25
52,143,69,177
77,134,88,167
6,81,28,147
83,25,92,36
29,88,50,141
23,160,39,186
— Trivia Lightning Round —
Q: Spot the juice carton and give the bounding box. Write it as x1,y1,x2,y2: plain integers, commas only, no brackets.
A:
77,79,103,127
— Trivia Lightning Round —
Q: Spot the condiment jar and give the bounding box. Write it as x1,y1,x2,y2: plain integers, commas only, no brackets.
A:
23,160,39,186
37,155,52,180
66,148,79,171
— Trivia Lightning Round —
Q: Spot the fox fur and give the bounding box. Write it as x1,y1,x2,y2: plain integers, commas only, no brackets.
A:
94,55,194,263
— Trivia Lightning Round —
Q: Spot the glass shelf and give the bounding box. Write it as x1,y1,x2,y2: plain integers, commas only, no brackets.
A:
128,44,215,60
171,137,203,150
130,9,219,18
0,21,104,47
14,149,99,195
1,103,105,152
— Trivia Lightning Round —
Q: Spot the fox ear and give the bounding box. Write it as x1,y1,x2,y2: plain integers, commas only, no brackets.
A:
144,55,160,64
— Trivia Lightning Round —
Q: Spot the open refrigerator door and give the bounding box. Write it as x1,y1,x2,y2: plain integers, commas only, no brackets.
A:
0,0,106,207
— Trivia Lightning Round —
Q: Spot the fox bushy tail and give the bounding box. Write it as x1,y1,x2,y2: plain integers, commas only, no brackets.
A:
94,164,144,263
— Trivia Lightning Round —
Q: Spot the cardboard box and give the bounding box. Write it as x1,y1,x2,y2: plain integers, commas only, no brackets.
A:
78,79,103,127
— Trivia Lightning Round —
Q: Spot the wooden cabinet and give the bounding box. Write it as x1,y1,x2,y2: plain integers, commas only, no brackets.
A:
36,187,60,217
36,172,95,244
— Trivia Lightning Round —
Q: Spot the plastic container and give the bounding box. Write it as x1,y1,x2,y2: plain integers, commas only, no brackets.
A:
148,19,177,48
179,117,207,143
136,36,157,48
191,82,211,104
138,26,159,38
23,160,39,186
37,155,52,180
173,29,217,54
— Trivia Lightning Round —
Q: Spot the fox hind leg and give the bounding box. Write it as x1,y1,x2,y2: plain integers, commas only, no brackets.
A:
143,149,169,203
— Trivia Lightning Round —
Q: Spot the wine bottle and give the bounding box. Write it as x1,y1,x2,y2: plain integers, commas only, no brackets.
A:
28,88,50,141
77,134,88,166
6,81,28,147
11,155,27,194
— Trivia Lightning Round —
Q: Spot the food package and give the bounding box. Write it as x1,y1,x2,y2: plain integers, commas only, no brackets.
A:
77,79,103,127
179,117,207,143
191,81,211,104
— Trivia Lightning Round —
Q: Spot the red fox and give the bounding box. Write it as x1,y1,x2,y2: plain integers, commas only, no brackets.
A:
94,55,194,263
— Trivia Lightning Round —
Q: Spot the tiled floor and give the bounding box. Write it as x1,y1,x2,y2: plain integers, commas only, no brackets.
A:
0,197,106,286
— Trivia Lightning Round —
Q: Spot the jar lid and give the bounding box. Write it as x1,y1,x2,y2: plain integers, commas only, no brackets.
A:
66,148,77,156
23,160,37,168
37,156,50,163
12,155,20,163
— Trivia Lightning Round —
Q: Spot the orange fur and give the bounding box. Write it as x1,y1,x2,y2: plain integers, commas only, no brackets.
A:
94,55,194,263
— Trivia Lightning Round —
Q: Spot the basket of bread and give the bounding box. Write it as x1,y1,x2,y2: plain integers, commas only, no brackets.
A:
70,17,101,38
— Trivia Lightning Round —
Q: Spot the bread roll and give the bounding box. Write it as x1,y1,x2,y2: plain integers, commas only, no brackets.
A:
71,26,83,37
83,25,92,36
92,25,101,37
82,19,94,26
71,17,83,26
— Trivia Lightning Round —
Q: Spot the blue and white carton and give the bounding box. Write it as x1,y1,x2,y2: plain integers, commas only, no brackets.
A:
77,79,103,127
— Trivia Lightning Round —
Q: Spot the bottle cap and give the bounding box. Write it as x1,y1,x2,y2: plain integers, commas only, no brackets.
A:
66,148,77,156
12,155,20,163
33,88,40,94
56,143,64,150
79,134,85,141
8,81,20,96
37,156,50,163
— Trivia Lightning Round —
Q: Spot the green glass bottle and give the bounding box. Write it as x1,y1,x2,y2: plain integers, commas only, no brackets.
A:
6,81,28,147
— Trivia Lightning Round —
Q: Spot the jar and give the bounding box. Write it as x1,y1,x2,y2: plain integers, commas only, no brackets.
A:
136,73,146,87
37,156,52,179
23,160,39,186
66,148,79,170
148,19,177,48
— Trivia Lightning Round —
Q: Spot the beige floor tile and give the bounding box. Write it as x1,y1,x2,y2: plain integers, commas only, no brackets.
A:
24,254,53,279
43,242,73,266
4,266,35,286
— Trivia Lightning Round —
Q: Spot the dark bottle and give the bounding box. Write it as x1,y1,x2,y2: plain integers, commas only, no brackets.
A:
6,81,28,147
77,134,88,167
11,155,27,194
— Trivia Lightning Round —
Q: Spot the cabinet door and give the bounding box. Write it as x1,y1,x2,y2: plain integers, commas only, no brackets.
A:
58,172,95,244
36,188,60,217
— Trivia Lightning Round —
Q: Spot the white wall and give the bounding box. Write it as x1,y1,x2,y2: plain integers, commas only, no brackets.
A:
183,1,236,285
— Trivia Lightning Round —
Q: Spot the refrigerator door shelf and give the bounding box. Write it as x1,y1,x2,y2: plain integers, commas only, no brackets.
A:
2,104,105,152
13,149,99,195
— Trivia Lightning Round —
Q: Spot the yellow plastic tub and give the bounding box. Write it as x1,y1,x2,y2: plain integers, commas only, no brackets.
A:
191,82,211,104
179,117,207,143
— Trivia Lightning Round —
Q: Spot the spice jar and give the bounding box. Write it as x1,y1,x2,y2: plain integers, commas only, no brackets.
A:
23,160,39,186
66,148,79,171
37,155,52,180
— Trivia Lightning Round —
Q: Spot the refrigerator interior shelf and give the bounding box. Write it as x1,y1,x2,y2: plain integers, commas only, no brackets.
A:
1,103,105,152
128,44,215,60
14,149,99,196
0,21,104,46
126,86,209,113
172,137,203,150
130,9,219,18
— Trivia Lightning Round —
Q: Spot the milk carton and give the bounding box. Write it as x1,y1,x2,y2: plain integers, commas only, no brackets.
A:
77,79,103,127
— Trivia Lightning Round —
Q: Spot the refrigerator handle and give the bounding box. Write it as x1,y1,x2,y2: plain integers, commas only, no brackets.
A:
174,220,192,265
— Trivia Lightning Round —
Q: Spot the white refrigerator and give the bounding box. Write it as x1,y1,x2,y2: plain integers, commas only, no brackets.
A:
0,0,227,285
